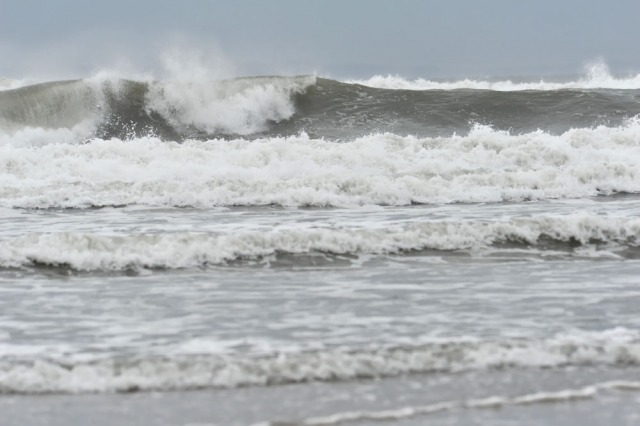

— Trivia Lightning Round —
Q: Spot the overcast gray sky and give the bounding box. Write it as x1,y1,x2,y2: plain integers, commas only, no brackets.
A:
2,0,640,80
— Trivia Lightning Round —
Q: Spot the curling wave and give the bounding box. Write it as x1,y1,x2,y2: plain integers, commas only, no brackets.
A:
348,62,640,91
2,70,640,141
261,380,640,425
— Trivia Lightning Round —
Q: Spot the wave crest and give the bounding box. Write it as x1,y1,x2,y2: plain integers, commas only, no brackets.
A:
145,75,315,136
3,67,640,141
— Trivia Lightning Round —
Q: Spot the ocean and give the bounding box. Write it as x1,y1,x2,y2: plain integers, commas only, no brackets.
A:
1,63,640,425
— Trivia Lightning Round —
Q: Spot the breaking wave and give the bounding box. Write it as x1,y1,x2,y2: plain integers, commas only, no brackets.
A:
2,64,640,142
1,213,639,271
261,380,640,425
2,122,640,209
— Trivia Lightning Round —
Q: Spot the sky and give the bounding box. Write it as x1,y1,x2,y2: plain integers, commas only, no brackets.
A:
2,0,640,80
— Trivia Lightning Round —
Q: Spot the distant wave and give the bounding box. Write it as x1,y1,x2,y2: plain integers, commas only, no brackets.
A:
0,329,638,393
2,69,640,142
348,62,640,91
263,380,640,425
0,76,316,140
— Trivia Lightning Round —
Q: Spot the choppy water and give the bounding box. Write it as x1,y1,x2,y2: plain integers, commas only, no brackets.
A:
1,64,640,425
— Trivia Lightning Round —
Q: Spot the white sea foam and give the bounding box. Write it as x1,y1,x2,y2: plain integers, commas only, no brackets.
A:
0,121,97,147
145,75,315,135
2,121,640,208
0,329,638,394
348,62,640,91
0,213,638,269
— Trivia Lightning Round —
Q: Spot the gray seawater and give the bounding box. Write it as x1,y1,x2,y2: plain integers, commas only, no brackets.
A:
2,71,640,425
2,197,640,425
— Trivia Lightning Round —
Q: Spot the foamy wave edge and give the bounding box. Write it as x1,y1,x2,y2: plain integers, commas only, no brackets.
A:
1,329,639,394
2,213,640,270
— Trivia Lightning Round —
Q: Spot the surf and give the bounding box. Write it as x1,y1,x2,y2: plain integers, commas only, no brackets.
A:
347,62,640,91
